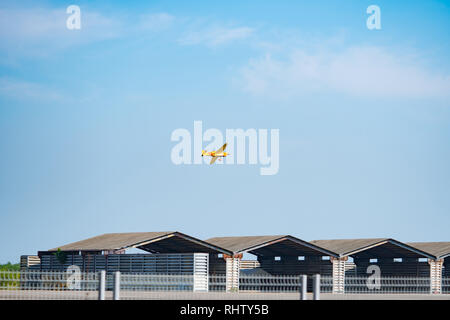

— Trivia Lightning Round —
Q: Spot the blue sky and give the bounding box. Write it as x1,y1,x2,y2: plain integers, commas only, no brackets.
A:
0,0,449,263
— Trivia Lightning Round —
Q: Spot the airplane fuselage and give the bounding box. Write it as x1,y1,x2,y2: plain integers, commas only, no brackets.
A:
202,152,228,157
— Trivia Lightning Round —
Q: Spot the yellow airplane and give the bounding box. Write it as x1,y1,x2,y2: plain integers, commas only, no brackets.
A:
201,143,228,164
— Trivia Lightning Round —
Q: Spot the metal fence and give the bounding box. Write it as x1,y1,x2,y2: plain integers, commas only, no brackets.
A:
0,271,98,291
0,271,100,300
320,275,433,294
443,277,450,294
208,274,226,292
2,271,450,299
240,274,303,292
320,275,333,293
208,274,304,293
118,273,195,300
346,276,430,294
120,273,194,292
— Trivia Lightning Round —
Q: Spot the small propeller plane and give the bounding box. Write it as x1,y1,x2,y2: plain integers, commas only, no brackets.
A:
201,143,228,165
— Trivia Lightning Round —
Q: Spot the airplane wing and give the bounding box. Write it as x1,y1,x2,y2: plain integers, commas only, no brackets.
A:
210,156,218,165
215,143,227,154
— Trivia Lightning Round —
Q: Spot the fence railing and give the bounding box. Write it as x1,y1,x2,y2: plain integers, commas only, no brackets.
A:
0,271,98,291
320,275,433,294
208,274,226,292
2,271,450,299
320,275,333,293
239,274,302,292
208,274,304,293
443,277,450,294
120,273,194,292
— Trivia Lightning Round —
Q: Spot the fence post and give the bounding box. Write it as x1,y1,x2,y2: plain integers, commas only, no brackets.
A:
113,271,120,300
193,253,209,292
225,255,240,292
313,274,320,300
98,270,106,300
331,257,346,294
429,259,443,294
300,275,307,300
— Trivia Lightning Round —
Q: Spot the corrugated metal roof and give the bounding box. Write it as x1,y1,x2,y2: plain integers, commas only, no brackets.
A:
310,238,389,256
407,242,450,259
49,232,175,251
205,235,337,256
48,232,232,254
311,238,434,259
206,235,286,253
48,233,446,259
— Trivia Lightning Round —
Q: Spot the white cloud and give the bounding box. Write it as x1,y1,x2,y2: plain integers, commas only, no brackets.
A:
0,7,120,57
0,78,64,102
0,7,175,58
179,25,254,47
239,45,450,99
137,13,175,31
